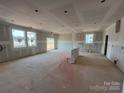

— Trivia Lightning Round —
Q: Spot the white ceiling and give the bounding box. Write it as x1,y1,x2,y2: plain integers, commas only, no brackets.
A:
0,0,124,33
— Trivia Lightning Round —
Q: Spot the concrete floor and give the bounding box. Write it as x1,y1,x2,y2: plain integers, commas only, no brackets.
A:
0,50,124,93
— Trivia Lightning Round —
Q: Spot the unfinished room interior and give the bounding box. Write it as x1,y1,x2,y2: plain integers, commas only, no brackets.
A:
0,0,124,93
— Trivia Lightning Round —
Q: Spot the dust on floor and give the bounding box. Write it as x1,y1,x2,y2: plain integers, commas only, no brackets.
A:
0,50,123,93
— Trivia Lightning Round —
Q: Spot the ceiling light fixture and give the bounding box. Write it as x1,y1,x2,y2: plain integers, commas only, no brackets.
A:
64,10,68,14
101,0,106,3
35,10,39,13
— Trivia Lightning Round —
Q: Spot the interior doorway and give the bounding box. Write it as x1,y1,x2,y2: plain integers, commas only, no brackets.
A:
104,35,109,56
47,37,55,51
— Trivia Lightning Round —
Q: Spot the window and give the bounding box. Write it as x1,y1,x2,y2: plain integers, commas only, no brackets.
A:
85,34,94,44
27,32,37,47
12,29,26,48
47,38,54,51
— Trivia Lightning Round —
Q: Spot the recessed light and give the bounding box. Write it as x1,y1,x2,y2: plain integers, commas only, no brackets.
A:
35,10,39,13
64,10,68,14
101,0,106,3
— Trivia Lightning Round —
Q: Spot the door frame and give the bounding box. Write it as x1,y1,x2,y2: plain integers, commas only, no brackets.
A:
47,37,55,51
104,35,109,56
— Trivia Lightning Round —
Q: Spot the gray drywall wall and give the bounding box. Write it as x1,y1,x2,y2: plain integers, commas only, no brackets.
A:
102,17,124,72
58,31,103,54
58,33,73,52
0,22,58,63
76,31,103,53
58,33,79,60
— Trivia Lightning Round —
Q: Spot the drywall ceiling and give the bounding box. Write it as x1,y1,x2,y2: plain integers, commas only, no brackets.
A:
0,0,124,33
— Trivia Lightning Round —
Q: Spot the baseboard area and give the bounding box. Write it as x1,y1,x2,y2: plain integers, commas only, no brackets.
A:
0,51,47,63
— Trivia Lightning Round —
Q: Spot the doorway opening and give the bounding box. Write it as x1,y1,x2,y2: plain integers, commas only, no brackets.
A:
104,35,109,56
47,38,55,51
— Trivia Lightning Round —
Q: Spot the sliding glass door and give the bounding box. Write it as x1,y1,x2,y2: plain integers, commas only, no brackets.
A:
47,38,55,51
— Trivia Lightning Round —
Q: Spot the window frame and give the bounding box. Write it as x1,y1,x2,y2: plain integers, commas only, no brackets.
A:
27,31,37,47
47,37,55,51
85,33,94,44
11,28,27,49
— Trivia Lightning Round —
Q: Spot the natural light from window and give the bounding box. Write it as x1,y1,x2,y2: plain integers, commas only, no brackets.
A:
27,32,37,47
12,29,26,48
85,34,94,44
47,38,54,51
